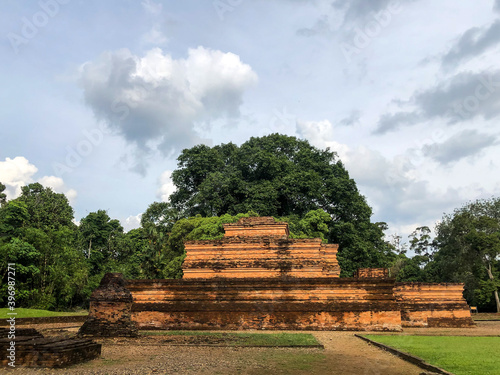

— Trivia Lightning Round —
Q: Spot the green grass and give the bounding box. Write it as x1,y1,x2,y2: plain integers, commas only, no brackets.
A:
364,335,500,375
141,331,322,347
0,308,87,319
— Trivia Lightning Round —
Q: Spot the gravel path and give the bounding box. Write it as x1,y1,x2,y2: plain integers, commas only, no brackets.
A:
2,321,498,374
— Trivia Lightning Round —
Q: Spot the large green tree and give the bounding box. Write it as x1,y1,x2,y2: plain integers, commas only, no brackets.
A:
17,183,74,230
0,184,87,309
0,182,6,207
170,134,395,276
79,210,123,260
433,198,500,312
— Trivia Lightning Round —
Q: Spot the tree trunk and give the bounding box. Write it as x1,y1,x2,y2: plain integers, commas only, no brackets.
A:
486,263,500,313
494,289,500,314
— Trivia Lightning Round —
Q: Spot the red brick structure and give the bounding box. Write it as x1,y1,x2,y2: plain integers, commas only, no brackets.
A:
78,273,138,337
395,283,473,327
0,329,101,368
84,217,473,332
128,277,401,331
355,268,390,278
183,217,340,279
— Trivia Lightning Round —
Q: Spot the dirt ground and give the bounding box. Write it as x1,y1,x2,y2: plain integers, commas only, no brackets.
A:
2,321,499,375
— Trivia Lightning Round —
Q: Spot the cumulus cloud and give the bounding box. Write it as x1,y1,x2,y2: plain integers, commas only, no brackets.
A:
442,20,500,68
124,213,142,232
295,119,349,160
0,157,38,199
296,120,485,237
38,176,78,204
0,157,77,203
79,47,257,169
374,70,500,133
495,0,500,12
157,170,176,202
422,130,498,165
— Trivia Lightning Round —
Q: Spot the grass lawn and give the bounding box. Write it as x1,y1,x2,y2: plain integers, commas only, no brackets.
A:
0,308,87,319
364,335,500,375
141,331,322,347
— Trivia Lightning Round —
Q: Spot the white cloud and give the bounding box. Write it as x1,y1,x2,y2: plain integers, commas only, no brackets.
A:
422,129,498,165
0,157,37,199
295,119,349,160
157,170,176,202
141,0,163,16
0,157,77,203
38,175,78,204
296,120,495,239
124,213,142,232
141,0,169,46
79,46,258,170
142,25,168,45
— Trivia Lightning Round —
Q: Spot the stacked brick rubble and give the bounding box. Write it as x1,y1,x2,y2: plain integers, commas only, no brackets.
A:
78,273,138,337
0,329,101,368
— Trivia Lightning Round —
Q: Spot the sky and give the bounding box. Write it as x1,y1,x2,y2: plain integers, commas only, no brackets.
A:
1,0,500,244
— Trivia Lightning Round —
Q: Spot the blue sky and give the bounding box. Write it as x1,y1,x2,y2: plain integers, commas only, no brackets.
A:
1,0,500,242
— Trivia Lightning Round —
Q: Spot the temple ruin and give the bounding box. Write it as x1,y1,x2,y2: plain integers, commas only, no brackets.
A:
82,217,473,333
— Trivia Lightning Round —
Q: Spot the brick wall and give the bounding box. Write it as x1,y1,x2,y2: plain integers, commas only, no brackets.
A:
126,278,402,331
355,268,389,278
183,238,340,278
395,283,474,327
223,217,290,238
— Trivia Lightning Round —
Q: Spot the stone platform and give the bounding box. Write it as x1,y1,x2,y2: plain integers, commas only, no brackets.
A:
0,329,101,368
127,277,401,331
80,216,474,333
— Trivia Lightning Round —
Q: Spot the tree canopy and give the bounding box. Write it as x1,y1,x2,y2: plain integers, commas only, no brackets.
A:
432,198,500,312
0,184,86,309
0,182,6,207
170,134,395,276
392,198,500,312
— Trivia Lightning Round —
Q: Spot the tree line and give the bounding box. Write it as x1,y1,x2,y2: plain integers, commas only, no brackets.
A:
0,134,498,312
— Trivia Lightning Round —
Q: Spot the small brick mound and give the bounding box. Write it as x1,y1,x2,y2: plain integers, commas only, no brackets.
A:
0,328,43,338
79,272,138,337
0,330,101,368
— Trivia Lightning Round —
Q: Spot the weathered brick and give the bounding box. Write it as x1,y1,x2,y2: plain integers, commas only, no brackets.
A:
183,217,340,279
84,217,473,331
0,330,101,368
78,273,138,337
355,268,389,278
395,283,474,327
